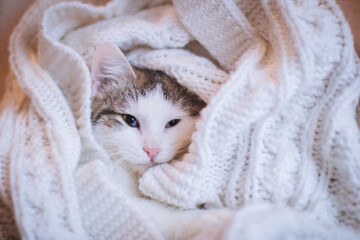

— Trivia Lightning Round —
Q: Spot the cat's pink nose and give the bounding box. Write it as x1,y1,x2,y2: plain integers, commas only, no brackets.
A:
143,148,160,161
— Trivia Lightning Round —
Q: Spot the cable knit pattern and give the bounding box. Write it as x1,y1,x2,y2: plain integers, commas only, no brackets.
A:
140,0,360,236
0,0,359,239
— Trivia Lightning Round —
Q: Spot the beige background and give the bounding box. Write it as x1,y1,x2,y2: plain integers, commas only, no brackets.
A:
0,0,359,101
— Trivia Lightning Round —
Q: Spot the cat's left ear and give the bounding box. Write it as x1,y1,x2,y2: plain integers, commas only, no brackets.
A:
91,42,136,97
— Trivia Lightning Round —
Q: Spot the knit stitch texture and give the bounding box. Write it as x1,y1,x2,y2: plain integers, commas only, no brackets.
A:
0,0,359,239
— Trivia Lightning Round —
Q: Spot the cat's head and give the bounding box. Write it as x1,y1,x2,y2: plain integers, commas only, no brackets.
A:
90,42,206,169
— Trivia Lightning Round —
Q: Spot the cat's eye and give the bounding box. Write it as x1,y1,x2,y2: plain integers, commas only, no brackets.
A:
165,119,180,128
122,114,139,128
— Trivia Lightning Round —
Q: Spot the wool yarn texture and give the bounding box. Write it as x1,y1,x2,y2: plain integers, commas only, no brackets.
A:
0,0,359,239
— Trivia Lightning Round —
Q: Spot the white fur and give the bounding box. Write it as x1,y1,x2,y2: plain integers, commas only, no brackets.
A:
93,89,195,166
91,42,233,239
93,89,232,239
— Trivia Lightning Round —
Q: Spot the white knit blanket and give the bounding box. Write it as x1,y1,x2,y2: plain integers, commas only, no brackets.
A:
1,0,359,239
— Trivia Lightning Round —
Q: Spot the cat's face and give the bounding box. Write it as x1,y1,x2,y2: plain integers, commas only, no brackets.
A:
92,88,197,166
90,43,206,168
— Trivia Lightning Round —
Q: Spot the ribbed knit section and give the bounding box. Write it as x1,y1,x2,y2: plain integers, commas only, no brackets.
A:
173,0,261,71
76,161,163,240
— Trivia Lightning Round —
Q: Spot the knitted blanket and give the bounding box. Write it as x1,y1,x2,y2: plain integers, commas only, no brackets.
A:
1,0,359,239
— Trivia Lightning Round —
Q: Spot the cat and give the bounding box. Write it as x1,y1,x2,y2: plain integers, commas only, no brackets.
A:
90,42,232,239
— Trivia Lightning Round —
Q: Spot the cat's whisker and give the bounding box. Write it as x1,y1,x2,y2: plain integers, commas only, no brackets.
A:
89,42,209,238
113,159,127,168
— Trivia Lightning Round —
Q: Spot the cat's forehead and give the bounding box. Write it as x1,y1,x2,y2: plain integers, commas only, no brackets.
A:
127,88,186,123
133,68,206,116
132,68,175,95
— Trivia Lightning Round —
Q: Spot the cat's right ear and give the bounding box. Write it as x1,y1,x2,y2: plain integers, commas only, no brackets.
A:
91,42,136,97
